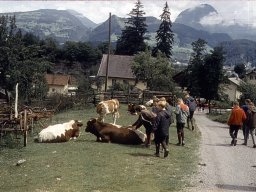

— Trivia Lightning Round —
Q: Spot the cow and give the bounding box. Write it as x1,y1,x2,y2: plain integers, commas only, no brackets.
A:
127,103,147,115
35,120,83,143
85,118,146,145
96,99,120,124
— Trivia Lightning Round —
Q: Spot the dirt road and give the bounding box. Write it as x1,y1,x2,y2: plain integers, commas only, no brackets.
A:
186,111,256,192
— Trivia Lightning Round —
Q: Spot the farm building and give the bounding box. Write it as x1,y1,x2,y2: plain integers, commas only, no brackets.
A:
45,74,77,96
221,77,244,101
244,69,256,84
96,54,147,91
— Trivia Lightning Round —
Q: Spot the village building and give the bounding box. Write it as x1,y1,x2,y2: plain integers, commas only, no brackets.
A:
221,77,244,101
96,54,147,91
45,74,77,96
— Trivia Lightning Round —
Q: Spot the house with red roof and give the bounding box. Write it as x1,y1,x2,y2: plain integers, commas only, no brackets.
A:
45,74,77,96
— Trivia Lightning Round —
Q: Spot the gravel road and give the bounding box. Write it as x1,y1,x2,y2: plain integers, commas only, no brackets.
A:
185,111,256,192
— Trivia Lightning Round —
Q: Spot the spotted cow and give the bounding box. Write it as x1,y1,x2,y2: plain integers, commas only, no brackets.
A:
96,99,120,124
35,120,83,143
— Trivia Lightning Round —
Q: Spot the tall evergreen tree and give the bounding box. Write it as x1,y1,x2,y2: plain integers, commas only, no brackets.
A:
201,47,225,104
152,2,174,58
187,38,207,96
115,0,148,55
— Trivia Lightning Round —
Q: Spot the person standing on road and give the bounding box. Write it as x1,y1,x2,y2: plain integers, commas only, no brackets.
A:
244,102,256,148
241,99,251,144
185,94,197,131
175,98,189,146
227,101,246,146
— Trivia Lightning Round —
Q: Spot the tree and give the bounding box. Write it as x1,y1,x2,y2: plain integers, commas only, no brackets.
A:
187,39,207,96
234,63,246,78
200,47,225,104
115,0,148,55
239,82,256,104
132,50,175,91
0,15,53,103
152,2,174,58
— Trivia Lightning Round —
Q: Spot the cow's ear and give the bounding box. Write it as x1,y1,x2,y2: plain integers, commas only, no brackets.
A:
91,118,97,123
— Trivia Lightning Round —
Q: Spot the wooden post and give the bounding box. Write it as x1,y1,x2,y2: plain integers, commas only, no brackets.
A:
23,109,27,147
104,12,111,92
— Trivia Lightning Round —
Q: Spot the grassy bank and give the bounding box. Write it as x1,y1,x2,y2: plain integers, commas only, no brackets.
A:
207,111,231,124
0,104,200,192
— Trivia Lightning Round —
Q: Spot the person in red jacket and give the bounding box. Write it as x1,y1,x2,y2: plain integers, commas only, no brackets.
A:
227,101,247,146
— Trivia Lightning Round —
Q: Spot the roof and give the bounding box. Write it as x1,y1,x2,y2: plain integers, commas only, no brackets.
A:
45,74,71,86
97,54,135,79
228,77,244,86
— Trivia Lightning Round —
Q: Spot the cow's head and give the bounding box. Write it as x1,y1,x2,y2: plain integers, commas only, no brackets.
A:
70,120,83,138
128,103,137,115
85,118,99,134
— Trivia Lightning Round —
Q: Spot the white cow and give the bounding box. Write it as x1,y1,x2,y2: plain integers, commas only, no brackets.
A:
35,120,83,143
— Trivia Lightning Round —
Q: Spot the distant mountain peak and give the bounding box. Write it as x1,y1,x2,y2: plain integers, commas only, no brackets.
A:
175,4,218,29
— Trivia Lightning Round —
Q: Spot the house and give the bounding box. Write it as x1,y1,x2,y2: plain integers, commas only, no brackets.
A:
244,69,256,84
96,54,147,91
221,77,244,101
45,74,77,96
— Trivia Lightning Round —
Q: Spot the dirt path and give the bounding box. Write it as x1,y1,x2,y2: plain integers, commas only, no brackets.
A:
186,111,256,192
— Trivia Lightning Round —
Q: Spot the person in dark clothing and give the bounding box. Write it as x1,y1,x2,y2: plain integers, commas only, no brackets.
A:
244,101,256,148
153,102,171,158
241,99,251,144
132,107,157,148
185,94,197,131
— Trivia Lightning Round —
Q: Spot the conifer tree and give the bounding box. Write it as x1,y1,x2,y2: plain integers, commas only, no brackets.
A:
115,0,148,55
152,2,174,58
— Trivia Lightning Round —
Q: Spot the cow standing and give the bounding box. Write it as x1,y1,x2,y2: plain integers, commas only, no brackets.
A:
96,99,120,124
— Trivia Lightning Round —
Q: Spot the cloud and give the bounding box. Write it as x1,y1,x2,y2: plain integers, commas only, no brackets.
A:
0,0,255,27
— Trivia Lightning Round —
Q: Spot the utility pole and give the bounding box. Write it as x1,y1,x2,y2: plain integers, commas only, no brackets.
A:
105,12,111,92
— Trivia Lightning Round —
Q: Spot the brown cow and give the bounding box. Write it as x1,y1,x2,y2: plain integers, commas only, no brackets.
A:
127,103,147,115
85,118,146,145
96,99,120,124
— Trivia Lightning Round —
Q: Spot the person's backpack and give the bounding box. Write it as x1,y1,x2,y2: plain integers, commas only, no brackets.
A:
188,99,197,112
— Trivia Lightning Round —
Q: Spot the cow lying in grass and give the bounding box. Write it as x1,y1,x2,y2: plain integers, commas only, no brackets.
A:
85,118,146,145
127,103,147,115
96,99,120,124
35,120,83,143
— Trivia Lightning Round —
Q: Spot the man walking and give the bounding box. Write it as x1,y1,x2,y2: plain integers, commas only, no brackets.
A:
227,101,246,146
185,94,197,130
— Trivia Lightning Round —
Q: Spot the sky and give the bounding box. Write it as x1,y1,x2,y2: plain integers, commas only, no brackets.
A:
0,0,255,27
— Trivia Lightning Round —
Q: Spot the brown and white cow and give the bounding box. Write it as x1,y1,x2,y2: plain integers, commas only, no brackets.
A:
127,103,147,115
96,99,120,124
35,120,83,143
85,118,146,145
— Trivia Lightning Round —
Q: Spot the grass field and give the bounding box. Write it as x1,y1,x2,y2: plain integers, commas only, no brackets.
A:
0,104,200,192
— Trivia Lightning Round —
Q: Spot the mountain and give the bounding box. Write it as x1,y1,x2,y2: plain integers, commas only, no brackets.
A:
175,4,256,41
218,39,256,67
89,15,231,48
175,4,218,30
1,9,91,43
67,9,97,29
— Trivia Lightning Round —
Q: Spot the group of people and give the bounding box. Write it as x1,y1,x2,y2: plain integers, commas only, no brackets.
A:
228,99,256,148
131,94,197,158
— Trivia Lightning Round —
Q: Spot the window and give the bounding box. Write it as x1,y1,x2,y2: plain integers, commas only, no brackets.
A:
112,79,116,86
